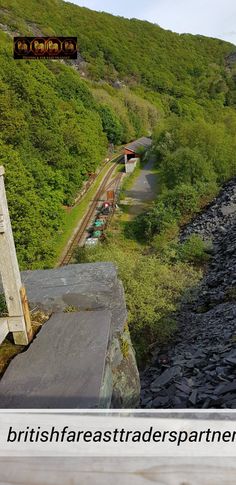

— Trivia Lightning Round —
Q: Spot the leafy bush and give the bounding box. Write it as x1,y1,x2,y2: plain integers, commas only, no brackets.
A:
179,235,210,265
159,184,200,218
75,241,200,364
160,147,215,190
134,203,176,242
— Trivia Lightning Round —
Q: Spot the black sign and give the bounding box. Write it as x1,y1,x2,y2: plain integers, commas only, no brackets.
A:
14,37,77,59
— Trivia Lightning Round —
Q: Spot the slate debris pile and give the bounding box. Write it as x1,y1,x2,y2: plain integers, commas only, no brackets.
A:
141,178,236,409
181,176,236,243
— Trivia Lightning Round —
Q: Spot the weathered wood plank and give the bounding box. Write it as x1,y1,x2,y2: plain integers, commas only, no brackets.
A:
0,457,235,485
20,287,33,341
0,319,9,344
7,316,28,332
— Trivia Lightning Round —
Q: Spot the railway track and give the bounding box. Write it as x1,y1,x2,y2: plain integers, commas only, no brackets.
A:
59,163,121,266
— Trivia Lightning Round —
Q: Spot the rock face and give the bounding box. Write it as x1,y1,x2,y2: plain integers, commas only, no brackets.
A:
226,52,236,67
0,263,140,408
111,327,140,408
141,178,236,409
181,177,236,244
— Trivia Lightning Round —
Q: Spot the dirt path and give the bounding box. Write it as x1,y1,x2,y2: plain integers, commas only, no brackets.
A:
123,158,158,215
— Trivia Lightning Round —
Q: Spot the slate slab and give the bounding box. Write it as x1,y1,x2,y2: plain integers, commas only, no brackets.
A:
21,263,127,336
215,380,236,396
151,366,182,390
21,263,118,313
0,310,112,408
221,204,236,216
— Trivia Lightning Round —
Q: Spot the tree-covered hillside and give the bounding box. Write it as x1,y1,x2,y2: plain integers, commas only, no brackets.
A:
0,0,236,269
0,0,234,96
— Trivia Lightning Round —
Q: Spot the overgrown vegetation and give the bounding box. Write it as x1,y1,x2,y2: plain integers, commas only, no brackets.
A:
76,222,202,364
75,167,212,363
134,114,236,247
0,0,236,268
0,33,159,269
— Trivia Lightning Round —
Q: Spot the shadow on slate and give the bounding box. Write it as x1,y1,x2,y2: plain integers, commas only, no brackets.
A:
0,311,112,408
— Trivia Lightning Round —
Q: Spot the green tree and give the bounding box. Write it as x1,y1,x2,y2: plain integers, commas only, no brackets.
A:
98,104,123,144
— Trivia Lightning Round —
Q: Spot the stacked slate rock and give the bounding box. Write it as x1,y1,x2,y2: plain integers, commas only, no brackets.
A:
180,177,236,243
141,178,236,409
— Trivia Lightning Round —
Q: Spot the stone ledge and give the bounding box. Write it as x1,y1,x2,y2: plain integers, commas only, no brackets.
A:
0,262,140,408
0,310,112,408
21,263,127,336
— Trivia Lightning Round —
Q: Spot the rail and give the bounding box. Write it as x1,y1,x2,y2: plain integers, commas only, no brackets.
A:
59,163,120,266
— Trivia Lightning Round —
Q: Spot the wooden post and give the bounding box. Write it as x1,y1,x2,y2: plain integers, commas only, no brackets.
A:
0,166,32,345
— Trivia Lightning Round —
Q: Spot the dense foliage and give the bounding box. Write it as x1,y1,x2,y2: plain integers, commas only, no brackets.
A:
0,0,236,269
136,113,236,243
0,32,109,267
76,232,201,364
0,30,159,268
0,0,234,99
